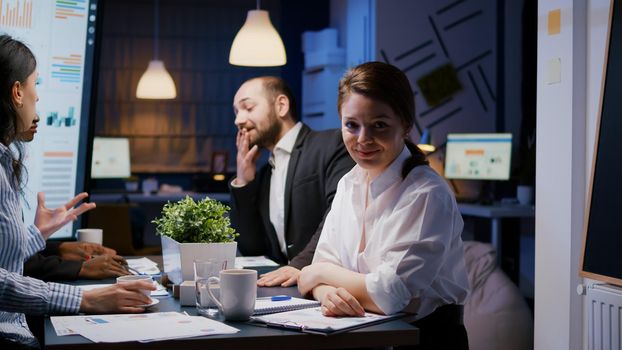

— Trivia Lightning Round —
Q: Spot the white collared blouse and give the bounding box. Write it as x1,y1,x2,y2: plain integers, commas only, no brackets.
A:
313,146,469,319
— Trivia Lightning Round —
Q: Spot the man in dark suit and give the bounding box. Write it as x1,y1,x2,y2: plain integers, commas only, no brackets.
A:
229,76,354,287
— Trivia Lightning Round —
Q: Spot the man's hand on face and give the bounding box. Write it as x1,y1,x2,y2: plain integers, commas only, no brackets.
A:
234,129,260,186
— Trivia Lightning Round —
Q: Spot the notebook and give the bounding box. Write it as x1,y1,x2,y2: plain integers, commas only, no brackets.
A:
253,297,320,315
251,307,404,335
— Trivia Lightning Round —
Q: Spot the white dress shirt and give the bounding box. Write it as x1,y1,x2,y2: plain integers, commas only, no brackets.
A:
313,146,469,319
269,122,303,258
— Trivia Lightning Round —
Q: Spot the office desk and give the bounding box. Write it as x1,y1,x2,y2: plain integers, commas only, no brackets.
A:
458,203,535,264
44,288,419,349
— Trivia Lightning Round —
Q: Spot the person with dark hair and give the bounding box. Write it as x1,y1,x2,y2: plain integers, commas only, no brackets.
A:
298,62,469,349
230,76,354,287
0,35,154,349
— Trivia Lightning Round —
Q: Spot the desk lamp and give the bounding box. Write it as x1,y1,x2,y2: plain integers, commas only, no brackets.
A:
417,128,436,153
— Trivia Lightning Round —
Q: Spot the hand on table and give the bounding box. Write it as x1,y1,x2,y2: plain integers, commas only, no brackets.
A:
79,254,130,279
80,281,155,314
257,266,300,287
315,285,365,317
58,241,117,261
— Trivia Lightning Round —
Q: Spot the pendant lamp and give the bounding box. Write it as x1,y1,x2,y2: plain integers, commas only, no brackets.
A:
417,128,436,153
136,0,176,99
229,0,286,67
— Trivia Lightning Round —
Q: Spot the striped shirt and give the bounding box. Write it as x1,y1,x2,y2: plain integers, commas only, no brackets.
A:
0,143,82,347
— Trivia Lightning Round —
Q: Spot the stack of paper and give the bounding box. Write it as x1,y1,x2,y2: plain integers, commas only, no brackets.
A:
126,257,160,275
51,312,239,343
251,308,401,335
235,256,279,268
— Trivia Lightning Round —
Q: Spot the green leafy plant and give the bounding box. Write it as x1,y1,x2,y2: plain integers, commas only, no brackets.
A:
152,196,238,243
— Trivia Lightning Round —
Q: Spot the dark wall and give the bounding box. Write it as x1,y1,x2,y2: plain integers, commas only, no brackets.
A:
279,0,330,114
94,0,328,181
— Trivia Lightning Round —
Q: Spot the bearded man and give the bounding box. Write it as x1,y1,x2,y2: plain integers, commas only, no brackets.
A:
229,76,354,287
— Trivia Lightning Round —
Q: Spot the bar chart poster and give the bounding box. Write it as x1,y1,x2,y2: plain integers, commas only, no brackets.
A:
0,0,96,238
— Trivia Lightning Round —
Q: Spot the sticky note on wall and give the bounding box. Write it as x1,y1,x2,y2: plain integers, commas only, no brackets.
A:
548,9,561,35
547,58,561,84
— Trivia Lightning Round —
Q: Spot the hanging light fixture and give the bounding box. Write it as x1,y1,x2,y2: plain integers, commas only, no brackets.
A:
136,0,176,99
417,128,436,153
229,0,286,67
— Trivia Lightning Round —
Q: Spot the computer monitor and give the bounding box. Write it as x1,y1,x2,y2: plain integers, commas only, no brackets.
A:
444,133,512,180
91,137,131,179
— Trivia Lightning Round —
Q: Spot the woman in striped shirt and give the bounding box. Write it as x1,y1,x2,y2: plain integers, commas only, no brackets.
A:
0,35,155,349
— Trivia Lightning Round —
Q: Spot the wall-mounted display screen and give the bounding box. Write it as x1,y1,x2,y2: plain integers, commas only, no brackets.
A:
1,0,100,238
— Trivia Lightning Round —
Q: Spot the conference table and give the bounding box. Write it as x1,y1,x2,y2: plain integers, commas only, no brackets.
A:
43,266,419,349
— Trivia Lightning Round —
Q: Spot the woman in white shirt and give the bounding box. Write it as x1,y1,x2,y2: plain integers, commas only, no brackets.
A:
298,61,469,349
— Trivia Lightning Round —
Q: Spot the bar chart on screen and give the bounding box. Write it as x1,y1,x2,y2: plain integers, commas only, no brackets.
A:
0,0,33,28
50,54,83,86
53,0,86,21
41,150,76,221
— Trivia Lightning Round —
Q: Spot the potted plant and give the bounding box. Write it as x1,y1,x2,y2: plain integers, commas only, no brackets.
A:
153,195,238,284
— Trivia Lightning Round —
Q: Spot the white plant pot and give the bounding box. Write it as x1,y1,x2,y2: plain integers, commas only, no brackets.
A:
161,236,237,285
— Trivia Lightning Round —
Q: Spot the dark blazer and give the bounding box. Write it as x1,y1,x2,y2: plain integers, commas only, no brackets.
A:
229,124,355,269
23,241,82,281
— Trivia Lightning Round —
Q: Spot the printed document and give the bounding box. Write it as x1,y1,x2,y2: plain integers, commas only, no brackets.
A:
51,312,239,342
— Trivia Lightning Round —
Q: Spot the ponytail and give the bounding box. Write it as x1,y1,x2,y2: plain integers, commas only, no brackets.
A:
402,138,428,179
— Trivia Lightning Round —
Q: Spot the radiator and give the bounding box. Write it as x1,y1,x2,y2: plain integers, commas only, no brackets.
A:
587,284,622,350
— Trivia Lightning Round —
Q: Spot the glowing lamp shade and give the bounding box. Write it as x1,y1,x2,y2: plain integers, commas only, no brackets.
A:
229,10,286,67
417,128,436,153
136,60,177,99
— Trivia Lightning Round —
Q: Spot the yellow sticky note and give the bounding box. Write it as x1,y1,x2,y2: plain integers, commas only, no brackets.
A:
548,9,561,35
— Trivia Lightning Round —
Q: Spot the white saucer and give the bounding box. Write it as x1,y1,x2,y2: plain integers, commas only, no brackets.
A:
139,297,160,308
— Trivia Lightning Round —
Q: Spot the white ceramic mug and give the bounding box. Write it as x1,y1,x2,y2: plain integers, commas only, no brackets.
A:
207,269,257,321
76,228,103,244
116,274,153,296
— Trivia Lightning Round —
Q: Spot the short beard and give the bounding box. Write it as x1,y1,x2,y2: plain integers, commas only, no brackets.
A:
252,109,282,149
